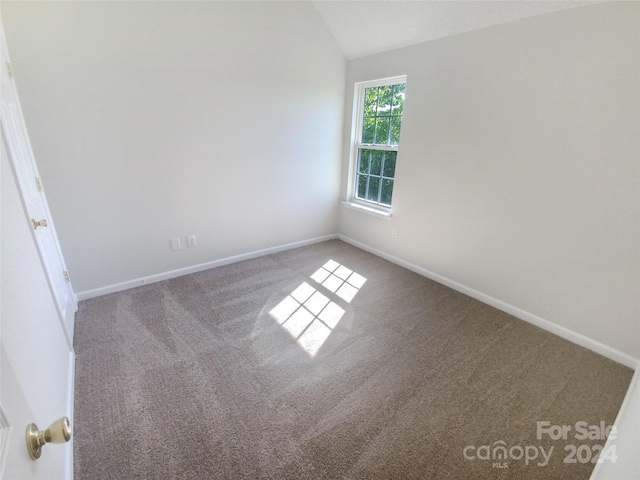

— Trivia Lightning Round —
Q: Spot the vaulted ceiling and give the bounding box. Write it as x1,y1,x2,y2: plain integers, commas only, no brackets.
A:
311,0,598,59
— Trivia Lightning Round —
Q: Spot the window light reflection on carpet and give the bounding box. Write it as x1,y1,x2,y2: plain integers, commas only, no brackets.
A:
311,259,367,303
269,260,366,357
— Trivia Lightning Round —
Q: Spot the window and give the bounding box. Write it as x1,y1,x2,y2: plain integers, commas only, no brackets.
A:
347,76,406,214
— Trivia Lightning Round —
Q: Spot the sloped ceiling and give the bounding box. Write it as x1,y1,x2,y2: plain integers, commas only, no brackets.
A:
311,0,598,59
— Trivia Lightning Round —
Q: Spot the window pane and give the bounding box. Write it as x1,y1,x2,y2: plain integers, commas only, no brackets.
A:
375,117,390,144
377,85,393,114
392,84,405,115
364,87,378,116
362,117,375,144
383,151,396,177
389,116,402,145
381,179,394,205
357,175,367,199
358,149,370,174
367,177,380,202
370,150,383,176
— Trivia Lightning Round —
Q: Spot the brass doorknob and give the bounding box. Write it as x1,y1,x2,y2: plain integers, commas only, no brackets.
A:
31,218,48,230
26,417,71,460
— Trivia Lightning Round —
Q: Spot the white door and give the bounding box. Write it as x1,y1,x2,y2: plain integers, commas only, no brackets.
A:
1,24,75,479
1,133,75,479
0,28,78,346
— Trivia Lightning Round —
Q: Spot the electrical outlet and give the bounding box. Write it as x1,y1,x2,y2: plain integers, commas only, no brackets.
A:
392,229,399,239
187,235,197,248
170,237,181,251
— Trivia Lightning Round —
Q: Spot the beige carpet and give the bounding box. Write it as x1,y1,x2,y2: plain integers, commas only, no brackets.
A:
73,239,632,479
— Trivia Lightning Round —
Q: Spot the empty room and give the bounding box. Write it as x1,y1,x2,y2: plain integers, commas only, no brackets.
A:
0,1,638,479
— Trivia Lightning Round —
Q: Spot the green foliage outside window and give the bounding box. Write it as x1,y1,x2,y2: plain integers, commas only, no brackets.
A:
361,84,405,146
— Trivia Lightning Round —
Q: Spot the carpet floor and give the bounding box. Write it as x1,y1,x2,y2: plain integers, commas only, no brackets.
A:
73,239,632,479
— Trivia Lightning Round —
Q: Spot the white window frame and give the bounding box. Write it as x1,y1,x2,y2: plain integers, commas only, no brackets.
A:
344,75,407,218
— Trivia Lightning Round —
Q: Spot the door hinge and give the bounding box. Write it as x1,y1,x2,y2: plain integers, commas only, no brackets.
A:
35,177,43,192
63,271,70,282
5,62,13,80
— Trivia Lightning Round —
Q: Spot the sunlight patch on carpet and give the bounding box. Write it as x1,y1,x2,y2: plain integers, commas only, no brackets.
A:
269,260,366,356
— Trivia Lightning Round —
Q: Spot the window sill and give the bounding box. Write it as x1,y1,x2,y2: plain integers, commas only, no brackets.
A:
342,201,392,220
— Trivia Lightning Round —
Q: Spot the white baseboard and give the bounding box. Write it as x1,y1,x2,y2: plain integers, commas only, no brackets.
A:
76,234,338,301
338,235,639,369
77,232,637,369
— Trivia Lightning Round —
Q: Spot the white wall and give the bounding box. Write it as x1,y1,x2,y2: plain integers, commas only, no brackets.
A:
339,2,639,359
1,1,346,293
591,370,639,480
